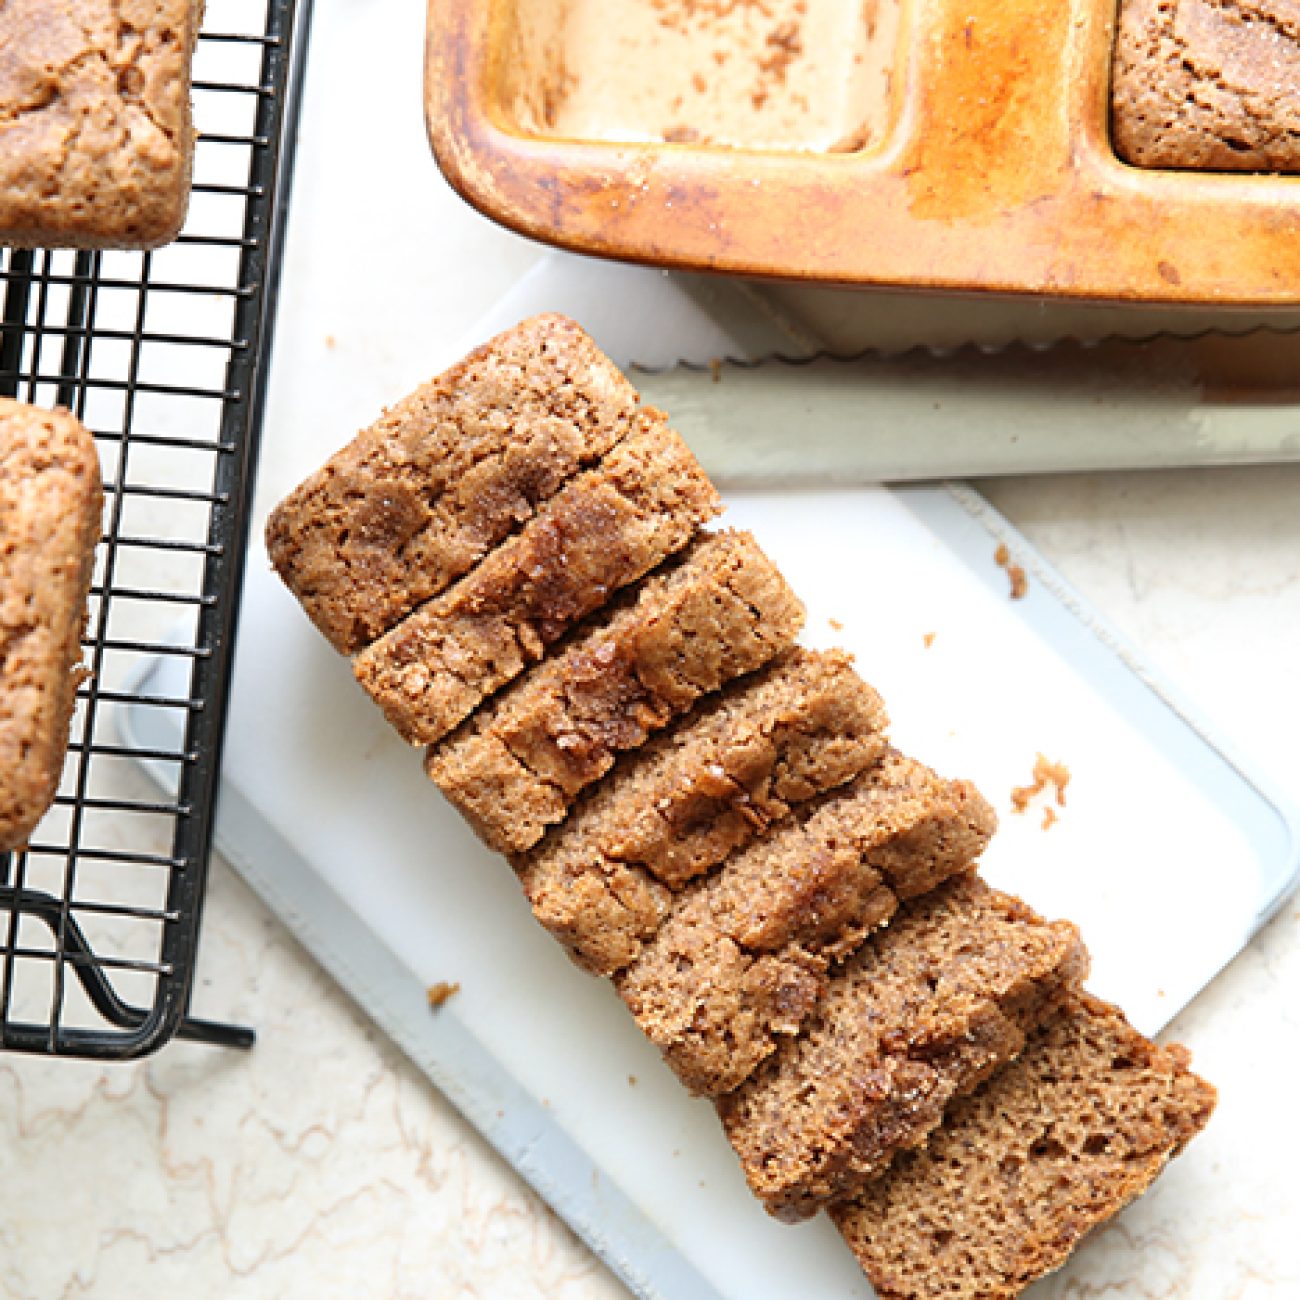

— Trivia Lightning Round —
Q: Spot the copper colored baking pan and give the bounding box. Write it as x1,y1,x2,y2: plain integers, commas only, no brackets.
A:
426,0,1300,305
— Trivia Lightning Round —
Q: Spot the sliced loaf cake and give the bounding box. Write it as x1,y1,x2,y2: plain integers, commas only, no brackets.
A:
614,754,997,1095
354,412,720,746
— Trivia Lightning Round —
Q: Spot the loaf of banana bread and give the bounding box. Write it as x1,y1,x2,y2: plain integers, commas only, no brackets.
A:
1,401,102,849
1112,0,1300,172
428,530,804,853
0,0,201,248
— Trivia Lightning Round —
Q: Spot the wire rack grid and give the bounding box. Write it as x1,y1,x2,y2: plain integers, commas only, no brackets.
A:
0,0,312,1059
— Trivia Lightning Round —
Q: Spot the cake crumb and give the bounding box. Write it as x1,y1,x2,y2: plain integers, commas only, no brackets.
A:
923,632,936,648
994,543,1028,600
709,356,724,383
1041,806,1057,831
1011,754,1071,816
628,1074,638,1086
829,617,844,632
324,335,336,350
426,980,461,1009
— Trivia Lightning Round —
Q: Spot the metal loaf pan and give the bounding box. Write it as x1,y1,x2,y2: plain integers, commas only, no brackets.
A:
425,0,1300,304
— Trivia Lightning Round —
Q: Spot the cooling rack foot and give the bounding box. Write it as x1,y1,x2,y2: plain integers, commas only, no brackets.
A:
177,1016,257,1050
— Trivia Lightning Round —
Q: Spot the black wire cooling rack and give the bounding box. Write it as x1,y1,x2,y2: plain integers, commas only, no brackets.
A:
0,0,312,1059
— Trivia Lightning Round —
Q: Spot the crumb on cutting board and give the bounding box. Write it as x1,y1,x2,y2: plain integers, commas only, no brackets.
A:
994,543,1028,600
1011,754,1071,820
426,980,461,1009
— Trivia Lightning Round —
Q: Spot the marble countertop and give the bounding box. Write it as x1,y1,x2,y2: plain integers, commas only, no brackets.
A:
7,457,1299,1300
5,11,1300,1298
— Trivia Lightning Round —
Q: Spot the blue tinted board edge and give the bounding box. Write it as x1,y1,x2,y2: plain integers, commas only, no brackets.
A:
922,481,1300,931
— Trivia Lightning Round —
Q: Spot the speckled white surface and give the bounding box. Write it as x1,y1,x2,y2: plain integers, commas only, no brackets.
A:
3,0,1300,1295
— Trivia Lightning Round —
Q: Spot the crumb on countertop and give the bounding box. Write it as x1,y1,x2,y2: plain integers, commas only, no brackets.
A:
829,617,844,632
426,980,461,1009
709,356,723,383
1041,806,1058,831
994,542,1028,600
923,631,936,648
1011,754,1071,819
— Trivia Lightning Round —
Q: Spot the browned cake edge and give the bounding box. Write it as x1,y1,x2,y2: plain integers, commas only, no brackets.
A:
0,0,201,249
831,989,1216,1300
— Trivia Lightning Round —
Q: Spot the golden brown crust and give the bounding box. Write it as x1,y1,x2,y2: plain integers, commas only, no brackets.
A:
0,399,102,850
0,0,200,249
266,315,643,655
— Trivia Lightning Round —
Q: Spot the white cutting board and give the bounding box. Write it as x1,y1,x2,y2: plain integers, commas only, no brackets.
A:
123,353,1299,1300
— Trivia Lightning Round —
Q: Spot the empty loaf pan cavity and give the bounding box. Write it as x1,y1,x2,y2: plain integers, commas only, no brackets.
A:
495,0,908,154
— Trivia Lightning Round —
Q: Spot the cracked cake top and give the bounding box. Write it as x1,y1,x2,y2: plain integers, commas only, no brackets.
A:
0,0,200,248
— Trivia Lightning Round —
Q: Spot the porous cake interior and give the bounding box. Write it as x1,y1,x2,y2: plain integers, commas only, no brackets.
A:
495,0,908,154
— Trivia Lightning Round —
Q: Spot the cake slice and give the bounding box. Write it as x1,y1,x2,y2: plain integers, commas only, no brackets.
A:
354,412,721,746
613,753,997,1095
516,647,890,975
719,876,1089,1221
427,530,805,854
832,989,1215,1300
594,648,888,890
267,315,642,655
1,401,102,850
